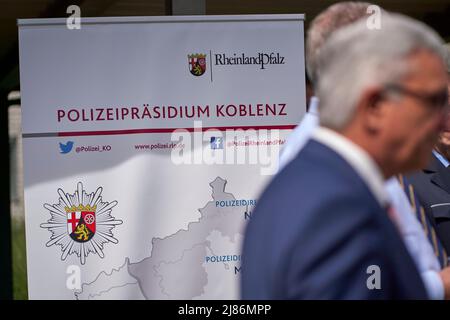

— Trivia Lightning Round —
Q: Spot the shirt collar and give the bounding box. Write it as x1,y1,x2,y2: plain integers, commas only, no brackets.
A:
432,149,450,167
312,126,388,206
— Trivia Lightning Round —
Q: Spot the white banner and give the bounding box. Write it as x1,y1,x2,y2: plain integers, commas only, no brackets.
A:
19,14,305,299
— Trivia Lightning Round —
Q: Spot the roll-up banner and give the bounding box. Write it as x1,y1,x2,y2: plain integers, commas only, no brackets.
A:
18,14,306,299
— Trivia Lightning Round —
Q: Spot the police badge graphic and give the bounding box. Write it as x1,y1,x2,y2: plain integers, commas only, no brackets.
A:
188,53,207,76
41,182,123,264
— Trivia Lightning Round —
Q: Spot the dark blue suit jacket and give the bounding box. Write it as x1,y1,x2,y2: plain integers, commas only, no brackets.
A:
241,139,427,299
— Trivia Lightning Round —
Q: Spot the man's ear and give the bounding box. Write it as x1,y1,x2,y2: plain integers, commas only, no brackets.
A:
357,87,386,134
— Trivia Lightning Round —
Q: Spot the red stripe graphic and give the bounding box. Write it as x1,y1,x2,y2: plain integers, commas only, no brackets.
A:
57,125,296,137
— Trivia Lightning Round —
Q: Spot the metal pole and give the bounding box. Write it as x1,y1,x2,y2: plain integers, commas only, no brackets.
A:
0,91,13,300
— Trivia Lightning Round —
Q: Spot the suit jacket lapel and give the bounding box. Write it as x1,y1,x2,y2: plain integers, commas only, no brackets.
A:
427,154,450,194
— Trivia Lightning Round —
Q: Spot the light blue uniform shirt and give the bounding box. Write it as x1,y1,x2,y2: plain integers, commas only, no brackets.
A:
279,97,319,170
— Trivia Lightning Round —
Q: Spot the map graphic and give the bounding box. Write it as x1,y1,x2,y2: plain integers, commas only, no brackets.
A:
75,177,250,299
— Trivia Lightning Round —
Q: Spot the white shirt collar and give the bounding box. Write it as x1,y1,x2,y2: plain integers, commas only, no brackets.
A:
312,126,388,206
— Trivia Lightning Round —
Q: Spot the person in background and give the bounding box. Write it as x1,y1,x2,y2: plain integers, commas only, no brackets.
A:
279,2,371,169
242,14,448,299
277,2,450,300
408,44,450,253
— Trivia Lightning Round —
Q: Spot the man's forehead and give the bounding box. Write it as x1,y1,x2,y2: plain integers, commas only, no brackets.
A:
403,50,447,81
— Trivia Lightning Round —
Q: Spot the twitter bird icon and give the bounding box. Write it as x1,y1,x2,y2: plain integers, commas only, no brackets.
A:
59,141,74,154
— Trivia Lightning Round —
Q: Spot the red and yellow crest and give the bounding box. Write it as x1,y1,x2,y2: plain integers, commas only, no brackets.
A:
188,53,207,76
66,204,96,242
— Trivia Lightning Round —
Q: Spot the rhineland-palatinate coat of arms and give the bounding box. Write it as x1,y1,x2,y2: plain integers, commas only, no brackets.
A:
188,53,207,76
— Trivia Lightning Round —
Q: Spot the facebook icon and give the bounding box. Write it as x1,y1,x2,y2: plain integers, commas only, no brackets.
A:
210,137,223,149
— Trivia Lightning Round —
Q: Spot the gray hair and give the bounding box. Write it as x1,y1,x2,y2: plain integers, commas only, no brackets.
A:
306,2,373,86
317,13,446,130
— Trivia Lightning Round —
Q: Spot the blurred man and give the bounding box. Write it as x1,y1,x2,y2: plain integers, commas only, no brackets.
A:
408,44,450,253
242,14,448,299
278,2,450,300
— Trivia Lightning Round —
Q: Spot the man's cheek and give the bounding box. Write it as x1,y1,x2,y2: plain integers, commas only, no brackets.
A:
439,133,450,146
444,116,450,131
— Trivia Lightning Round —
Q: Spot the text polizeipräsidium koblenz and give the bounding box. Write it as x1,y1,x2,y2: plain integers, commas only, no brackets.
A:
214,52,285,69
56,103,287,122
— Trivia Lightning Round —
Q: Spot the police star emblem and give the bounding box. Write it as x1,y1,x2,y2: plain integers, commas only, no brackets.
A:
188,53,207,76
41,182,123,264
